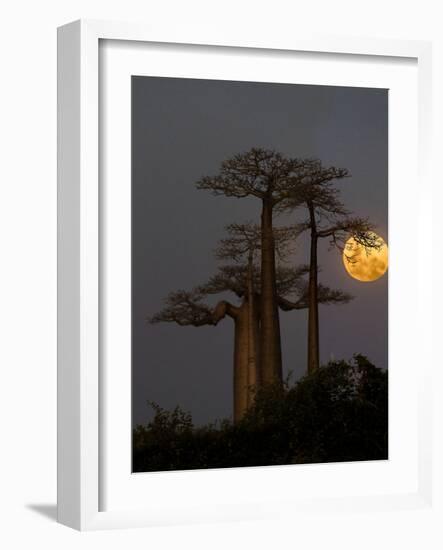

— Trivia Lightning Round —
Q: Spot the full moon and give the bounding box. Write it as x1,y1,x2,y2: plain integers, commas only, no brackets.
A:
342,233,388,282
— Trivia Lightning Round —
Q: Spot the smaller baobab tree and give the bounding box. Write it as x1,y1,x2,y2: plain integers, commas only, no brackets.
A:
279,159,380,374
149,281,256,420
149,265,261,422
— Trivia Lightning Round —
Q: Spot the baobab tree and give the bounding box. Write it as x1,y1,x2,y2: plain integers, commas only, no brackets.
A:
196,149,308,386
149,266,262,421
279,159,379,374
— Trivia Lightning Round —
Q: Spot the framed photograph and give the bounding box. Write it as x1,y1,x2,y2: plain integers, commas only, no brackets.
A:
57,19,433,530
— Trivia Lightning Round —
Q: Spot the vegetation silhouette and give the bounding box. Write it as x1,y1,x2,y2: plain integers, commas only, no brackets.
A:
133,355,388,472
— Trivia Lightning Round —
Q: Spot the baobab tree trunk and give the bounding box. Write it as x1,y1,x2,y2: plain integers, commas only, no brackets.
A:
215,300,257,422
260,199,283,386
307,203,320,374
233,302,250,422
246,255,260,406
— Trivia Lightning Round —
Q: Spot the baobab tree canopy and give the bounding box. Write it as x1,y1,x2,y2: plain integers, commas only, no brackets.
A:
196,148,308,204
278,158,380,252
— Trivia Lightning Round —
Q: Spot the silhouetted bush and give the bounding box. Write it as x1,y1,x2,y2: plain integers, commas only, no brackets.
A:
133,355,387,472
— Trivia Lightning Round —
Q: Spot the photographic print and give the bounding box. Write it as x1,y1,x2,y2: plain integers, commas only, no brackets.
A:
132,76,388,472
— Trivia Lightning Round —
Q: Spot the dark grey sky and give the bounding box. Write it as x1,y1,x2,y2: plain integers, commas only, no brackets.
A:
132,76,388,427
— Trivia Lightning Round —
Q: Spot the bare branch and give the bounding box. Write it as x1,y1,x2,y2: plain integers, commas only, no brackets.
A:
276,159,350,214
148,289,235,327
197,265,257,298
278,283,353,311
215,222,298,264
317,284,354,305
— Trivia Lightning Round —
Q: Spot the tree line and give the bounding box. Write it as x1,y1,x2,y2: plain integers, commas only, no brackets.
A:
149,148,379,421
133,355,388,471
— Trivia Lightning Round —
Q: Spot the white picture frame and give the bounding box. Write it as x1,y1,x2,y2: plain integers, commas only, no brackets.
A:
57,19,433,531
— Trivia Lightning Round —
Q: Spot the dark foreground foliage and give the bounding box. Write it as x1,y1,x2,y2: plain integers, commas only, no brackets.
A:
133,355,388,472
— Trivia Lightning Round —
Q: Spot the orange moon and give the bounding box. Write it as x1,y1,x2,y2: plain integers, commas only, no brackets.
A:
342,233,388,282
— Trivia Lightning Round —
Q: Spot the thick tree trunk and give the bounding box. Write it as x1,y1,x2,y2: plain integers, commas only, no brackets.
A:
246,256,260,406
259,199,283,386
307,203,320,374
233,302,250,422
214,299,259,422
